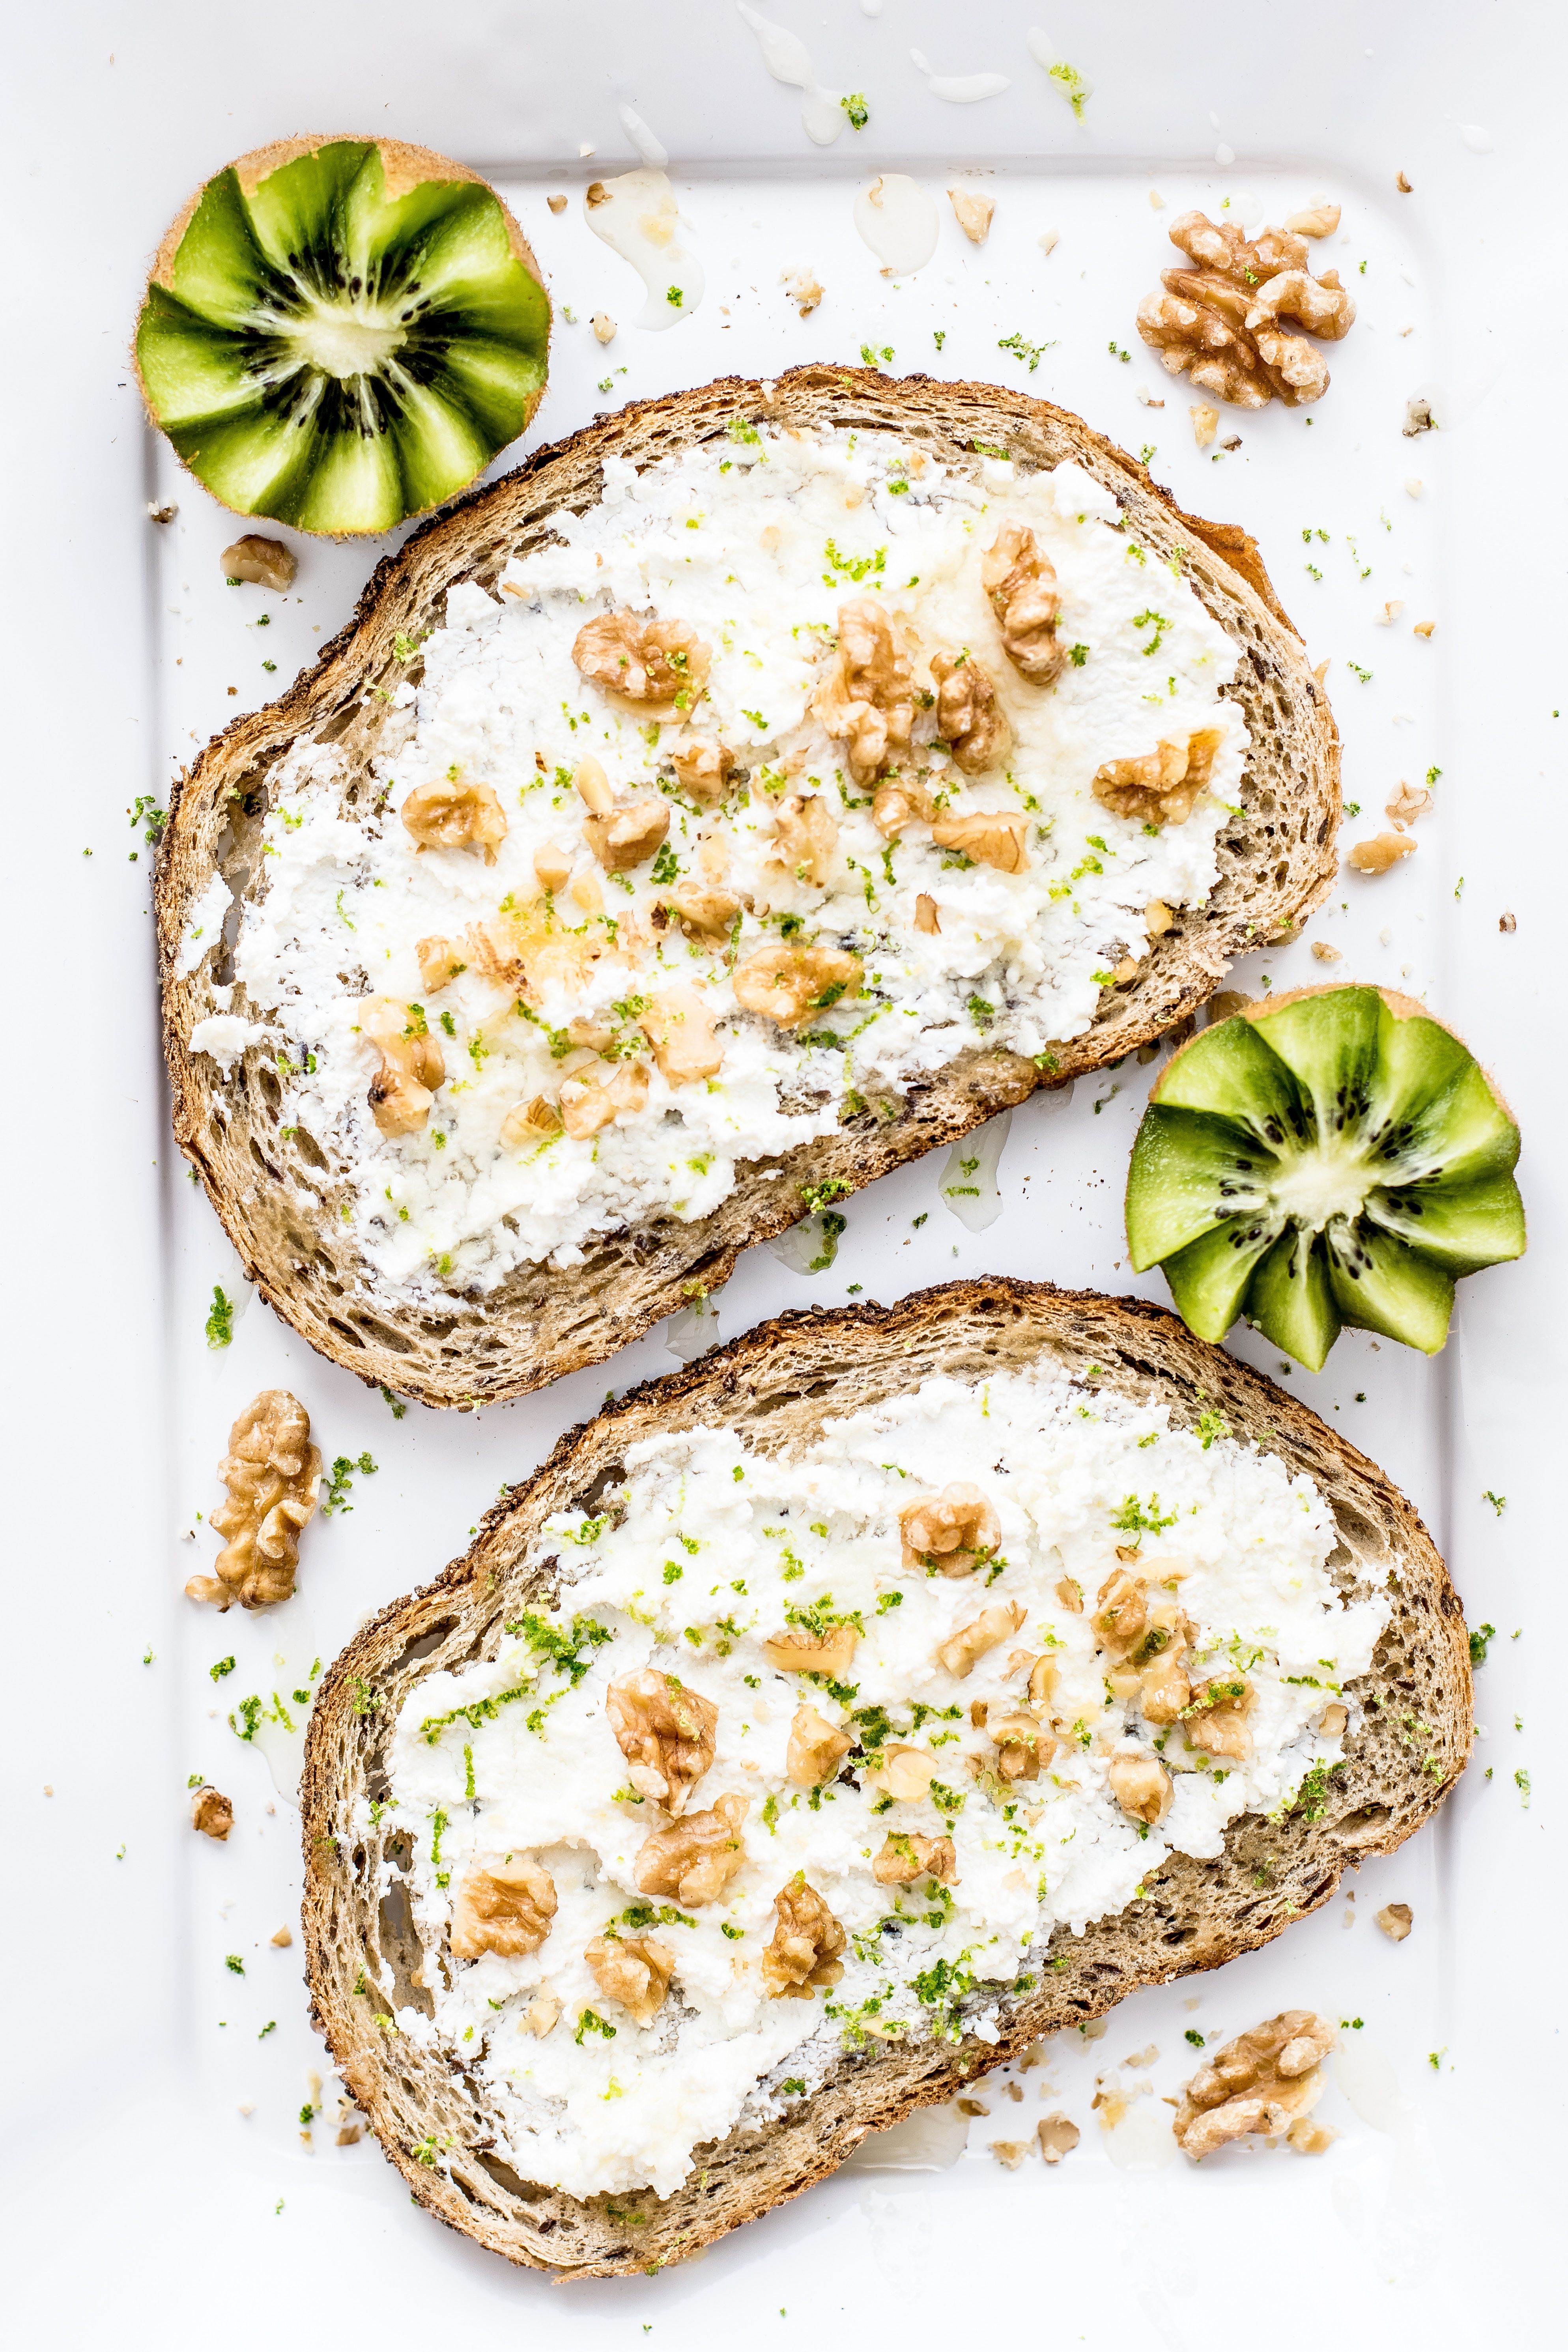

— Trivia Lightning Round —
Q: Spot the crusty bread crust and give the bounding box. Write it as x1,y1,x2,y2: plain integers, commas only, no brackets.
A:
156,369,1342,1407
300,1279,1468,2279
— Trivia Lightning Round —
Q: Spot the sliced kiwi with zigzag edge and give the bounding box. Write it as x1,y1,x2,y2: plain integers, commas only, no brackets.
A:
136,136,550,536
1125,984,1524,1370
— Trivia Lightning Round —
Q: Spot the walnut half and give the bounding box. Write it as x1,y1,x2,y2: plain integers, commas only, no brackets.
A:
931,650,1012,773
1173,2010,1336,2159
813,597,917,785
981,523,1063,686
450,1856,559,1960
606,1668,718,1815
1137,211,1355,409
573,611,711,717
634,1793,749,1907
185,1390,321,1611
760,1874,847,1997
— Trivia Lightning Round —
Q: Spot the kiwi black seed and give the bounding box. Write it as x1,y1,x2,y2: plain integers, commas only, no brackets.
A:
1125,984,1524,1370
135,136,551,536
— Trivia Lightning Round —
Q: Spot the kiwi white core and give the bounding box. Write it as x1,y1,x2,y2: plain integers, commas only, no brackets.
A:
289,307,408,379
1265,1140,1378,1233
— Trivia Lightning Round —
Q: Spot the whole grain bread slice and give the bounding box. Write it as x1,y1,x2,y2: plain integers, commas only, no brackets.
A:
157,368,1341,1408
300,1278,1467,2278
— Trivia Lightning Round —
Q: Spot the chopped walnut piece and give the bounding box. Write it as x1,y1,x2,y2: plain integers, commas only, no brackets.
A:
606,1668,718,1815
1038,2113,1081,2164
769,792,839,886
1376,1902,1413,1943
1386,779,1432,824
761,1624,860,1680
415,934,466,992
1055,1576,1084,1614
1284,202,1342,238
584,794,671,873
1138,211,1353,408
761,1873,847,1997
782,267,824,316
989,2140,1030,2170
1145,898,1175,936
546,193,567,214
644,986,723,1085
336,2122,363,2146
871,775,937,835
525,1993,562,2037
191,1784,234,1840
1107,1749,1173,1826
1092,727,1224,826
930,811,1030,873
914,892,940,935
186,1390,321,1611
221,534,296,590
533,840,575,892
949,188,995,245
585,1932,676,2026
669,740,736,802
1136,1599,1194,1724
872,1831,958,1886
787,1703,854,1788
1090,1568,1148,1659
400,777,508,865
1413,619,1436,639
500,1095,564,1148
813,598,917,784
359,996,446,1137
1174,2010,1335,2159
1190,404,1218,448
270,1926,293,1947
863,1744,938,1802
957,2097,989,2117
990,1711,1054,1782
901,1483,1002,1575
1500,912,1517,934
450,1856,559,1960
1183,1675,1255,1760
1311,941,1343,964
591,311,617,343
559,1057,650,1139
635,1793,749,1907
935,1600,1026,1679
1317,1700,1348,1738
572,611,711,716
732,940,862,1029
1287,2115,1338,2154
981,521,1064,685
661,880,743,940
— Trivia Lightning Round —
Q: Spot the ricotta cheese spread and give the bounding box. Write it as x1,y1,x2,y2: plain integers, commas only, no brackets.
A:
376,1368,1387,2199
207,423,1248,1298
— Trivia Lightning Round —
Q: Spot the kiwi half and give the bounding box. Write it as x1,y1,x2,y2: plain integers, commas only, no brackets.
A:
1125,985,1524,1369
135,137,550,536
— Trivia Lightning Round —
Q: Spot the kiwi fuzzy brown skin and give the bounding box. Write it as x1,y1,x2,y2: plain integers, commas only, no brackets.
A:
133,135,551,539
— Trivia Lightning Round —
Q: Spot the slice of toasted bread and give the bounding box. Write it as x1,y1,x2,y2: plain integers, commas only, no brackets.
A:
158,368,1340,1408
301,1279,1467,2277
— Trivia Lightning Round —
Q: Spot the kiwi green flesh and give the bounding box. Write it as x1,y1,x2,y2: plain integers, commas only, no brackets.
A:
1127,986,1524,1366
136,141,548,534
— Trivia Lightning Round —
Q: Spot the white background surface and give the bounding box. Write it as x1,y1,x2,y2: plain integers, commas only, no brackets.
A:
4,2,1563,2341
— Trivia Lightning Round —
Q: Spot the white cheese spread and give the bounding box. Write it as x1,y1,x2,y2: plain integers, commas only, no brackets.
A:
376,1367,1386,2199
208,424,1248,1299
